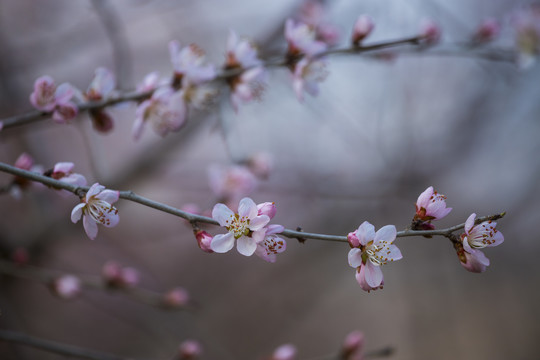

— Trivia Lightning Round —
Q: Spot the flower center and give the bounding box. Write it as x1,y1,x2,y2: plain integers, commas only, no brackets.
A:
226,214,250,239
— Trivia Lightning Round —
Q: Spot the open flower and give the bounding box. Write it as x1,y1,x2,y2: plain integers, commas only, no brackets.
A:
414,186,452,224
348,221,402,292
71,183,119,240
292,57,328,101
255,224,286,263
285,18,327,57
48,162,87,187
132,87,187,140
29,76,78,123
211,197,270,256
512,5,540,68
169,41,216,84
458,213,504,273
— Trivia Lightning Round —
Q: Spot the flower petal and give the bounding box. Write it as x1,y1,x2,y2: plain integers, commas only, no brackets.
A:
212,203,235,226
355,221,375,246
238,197,257,219
83,215,98,240
348,248,363,268
71,203,85,223
465,213,476,235
374,225,396,245
364,261,383,288
95,189,119,204
210,233,235,253
86,183,104,199
249,215,270,231
236,235,257,256
416,186,433,209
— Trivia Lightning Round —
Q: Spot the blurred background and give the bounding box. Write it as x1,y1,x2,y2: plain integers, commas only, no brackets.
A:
0,0,539,359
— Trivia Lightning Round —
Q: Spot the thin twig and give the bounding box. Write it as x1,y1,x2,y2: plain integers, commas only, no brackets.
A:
0,162,505,244
0,329,153,360
0,260,188,311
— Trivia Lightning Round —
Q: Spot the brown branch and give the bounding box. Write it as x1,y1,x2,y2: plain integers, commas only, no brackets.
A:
0,259,190,311
0,36,518,131
0,329,154,360
0,162,505,245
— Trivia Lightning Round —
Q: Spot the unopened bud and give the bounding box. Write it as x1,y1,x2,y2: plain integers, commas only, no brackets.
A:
341,330,365,359
90,109,114,133
178,340,202,359
347,232,360,248
11,247,29,265
163,287,190,308
257,202,277,219
473,18,500,43
194,230,214,253
352,15,374,45
51,274,81,300
272,344,297,360
102,261,139,288
419,19,441,45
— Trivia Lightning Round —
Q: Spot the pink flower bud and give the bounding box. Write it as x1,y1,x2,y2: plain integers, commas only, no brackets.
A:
474,18,500,43
352,15,374,45
272,344,297,360
257,202,277,219
120,267,140,287
341,330,365,359
420,19,441,45
15,153,34,171
194,230,214,253
51,274,81,299
178,340,202,359
102,261,138,287
347,231,360,248
163,287,190,308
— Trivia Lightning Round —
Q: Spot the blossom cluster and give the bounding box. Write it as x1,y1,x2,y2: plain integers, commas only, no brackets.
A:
25,3,540,143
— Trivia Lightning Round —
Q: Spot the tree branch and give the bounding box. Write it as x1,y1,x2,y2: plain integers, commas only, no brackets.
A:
0,329,152,360
0,35,517,131
0,162,505,244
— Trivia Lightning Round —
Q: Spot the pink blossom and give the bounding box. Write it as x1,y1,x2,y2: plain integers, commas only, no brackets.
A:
194,230,214,253
137,71,163,92
132,87,187,140
352,15,375,45
29,76,78,123
207,164,257,202
297,1,340,46
178,340,202,359
257,202,277,219
10,153,43,198
255,224,286,263
473,18,500,43
30,76,57,111
419,19,441,45
86,67,115,101
415,186,452,222
211,197,270,256
347,231,360,248
229,66,266,112
292,57,328,101
247,152,273,179
271,344,297,360
71,183,119,240
285,18,327,57
49,162,87,187
512,5,540,68
348,221,402,292
163,287,190,308
169,41,216,84
226,30,262,69
51,274,81,300
458,213,504,273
